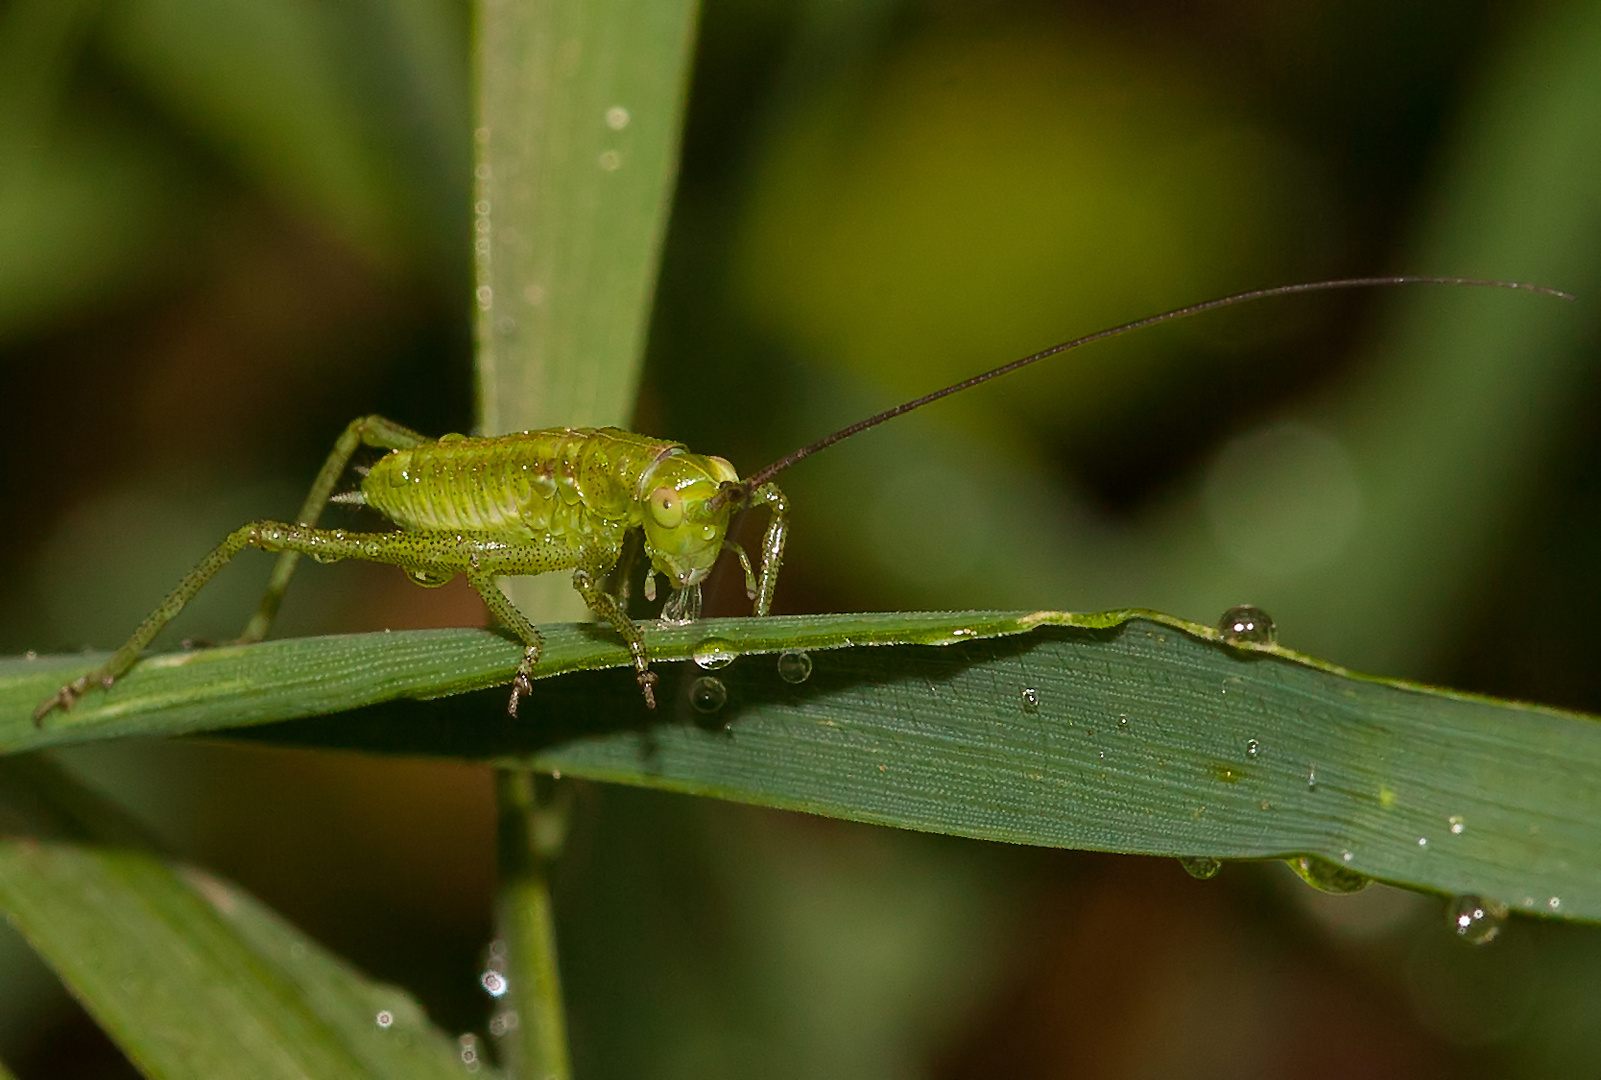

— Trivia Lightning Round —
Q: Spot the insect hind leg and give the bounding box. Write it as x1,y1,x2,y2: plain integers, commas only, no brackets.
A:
239,416,429,644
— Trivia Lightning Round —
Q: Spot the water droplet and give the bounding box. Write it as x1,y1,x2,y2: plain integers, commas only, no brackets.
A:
605,105,630,130
1340,850,1353,862
1448,814,1465,835
459,1032,481,1071
24,650,36,661
777,650,813,684
1245,738,1260,758
1288,855,1372,894
1020,687,1039,713
1117,714,1129,728
376,1010,395,1028
480,970,508,997
489,1009,519,1037
1417,836,1428,848
1307,766,1317,791
690,675,727,713
598,149,622,171
1548,896,1562,911
691,637,736,670
1450,895,1508,945
950,627,978,638
1217,604,1277,645
1179,856,1222,880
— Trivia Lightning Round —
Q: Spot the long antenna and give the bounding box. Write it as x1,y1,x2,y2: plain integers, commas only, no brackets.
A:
736,276,1573,492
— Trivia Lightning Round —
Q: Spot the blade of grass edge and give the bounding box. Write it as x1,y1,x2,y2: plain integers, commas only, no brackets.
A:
0,756,483,1080
6,609,1600,922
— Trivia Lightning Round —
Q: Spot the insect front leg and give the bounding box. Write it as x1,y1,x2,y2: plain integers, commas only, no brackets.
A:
238,415,429,644
746,482,789,617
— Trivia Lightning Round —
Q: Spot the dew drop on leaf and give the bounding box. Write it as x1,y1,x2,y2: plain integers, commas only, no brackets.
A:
1450,895,1507,945
1179,856,1222,880
691,638,736,670
777,650,813,684
1288,855,1372,894
1218,604,1277,645
690,675,728,713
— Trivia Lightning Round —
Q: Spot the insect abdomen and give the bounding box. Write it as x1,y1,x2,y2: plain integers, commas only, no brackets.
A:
361,427,679,543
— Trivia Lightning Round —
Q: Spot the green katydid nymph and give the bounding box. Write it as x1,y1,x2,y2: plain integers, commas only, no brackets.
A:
34,277,1569,723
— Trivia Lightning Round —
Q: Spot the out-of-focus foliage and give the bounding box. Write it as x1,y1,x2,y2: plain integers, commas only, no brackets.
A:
3,0,1601,1077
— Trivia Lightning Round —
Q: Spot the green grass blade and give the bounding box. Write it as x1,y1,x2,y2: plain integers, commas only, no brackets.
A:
5,610,1600,922
471,0,699,435
472,0,700,628
0,758,485,1080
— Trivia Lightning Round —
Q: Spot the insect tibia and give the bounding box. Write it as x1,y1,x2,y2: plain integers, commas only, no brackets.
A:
330,491,367,506
660,583,702,625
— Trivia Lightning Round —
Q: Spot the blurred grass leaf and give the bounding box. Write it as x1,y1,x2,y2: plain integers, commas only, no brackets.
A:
103,0,467,273
0,757,488,1080
5,609,1600,920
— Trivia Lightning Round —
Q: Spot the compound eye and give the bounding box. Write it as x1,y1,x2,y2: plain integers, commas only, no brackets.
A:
649,486,684,529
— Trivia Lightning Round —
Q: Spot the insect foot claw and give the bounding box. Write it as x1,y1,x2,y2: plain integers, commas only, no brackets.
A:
506,647,539,718
638,670,658,710
33,675,92,727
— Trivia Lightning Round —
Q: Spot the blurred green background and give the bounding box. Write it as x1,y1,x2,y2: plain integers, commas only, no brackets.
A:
4,0,1601,1075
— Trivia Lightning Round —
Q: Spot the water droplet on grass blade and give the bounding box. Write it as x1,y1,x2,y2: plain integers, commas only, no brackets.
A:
1289,855,1372,894
690,676,727,713
1449,815,1465,835
1218,604,1277,645
1450,895,1507,945
1020,687,1039,713
777,650,813,683
1179,856,1222,880
692,638,736,670
1246,739,1260,758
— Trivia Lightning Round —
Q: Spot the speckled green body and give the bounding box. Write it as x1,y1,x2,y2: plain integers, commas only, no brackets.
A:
365,427,670,557
35,416,788,720
361,426,744,589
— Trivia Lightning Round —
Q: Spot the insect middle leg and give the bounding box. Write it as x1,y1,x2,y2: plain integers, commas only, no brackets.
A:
238,415,428,644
